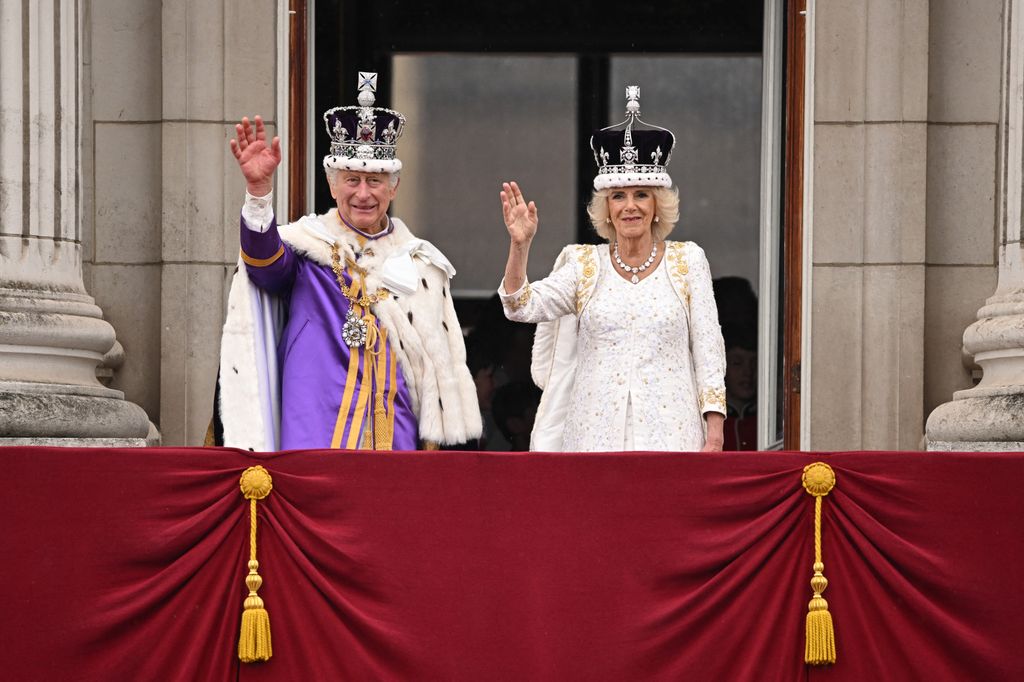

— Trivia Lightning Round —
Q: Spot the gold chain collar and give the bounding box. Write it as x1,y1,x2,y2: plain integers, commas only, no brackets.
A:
329,243,391,307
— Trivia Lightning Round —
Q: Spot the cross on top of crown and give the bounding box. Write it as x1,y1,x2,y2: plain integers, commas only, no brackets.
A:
625,85,641,117
357,72,378,107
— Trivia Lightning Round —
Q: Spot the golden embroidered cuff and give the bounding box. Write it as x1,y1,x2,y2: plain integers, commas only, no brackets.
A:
503,283,532,312
699,387,726,413
241,245,285,268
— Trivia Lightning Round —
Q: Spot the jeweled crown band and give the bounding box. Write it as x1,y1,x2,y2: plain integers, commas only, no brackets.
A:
328,140,400,160
594,171,672,190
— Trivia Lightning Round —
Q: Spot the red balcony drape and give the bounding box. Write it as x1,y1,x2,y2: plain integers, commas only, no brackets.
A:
3,448,1023,681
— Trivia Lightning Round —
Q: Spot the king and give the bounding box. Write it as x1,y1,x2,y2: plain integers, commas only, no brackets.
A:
216,72,482,451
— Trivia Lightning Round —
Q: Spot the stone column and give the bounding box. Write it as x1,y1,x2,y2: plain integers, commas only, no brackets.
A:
0,0,152,444
808,0,929,450
158,0,278,445
927,0,1024,450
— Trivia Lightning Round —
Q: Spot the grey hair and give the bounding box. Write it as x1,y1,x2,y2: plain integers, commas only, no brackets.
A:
586,186,680,241
325,167,400,188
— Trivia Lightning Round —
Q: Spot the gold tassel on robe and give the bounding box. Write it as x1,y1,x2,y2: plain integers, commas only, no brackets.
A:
358,313,395,451
238,466,273,663
371,326,394,450
802,462,837,665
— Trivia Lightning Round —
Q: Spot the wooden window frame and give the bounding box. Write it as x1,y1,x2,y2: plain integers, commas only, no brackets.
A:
287,0,309,222
781,0,806,450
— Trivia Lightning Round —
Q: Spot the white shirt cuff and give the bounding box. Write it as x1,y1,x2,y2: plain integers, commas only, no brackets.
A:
241,190,275,233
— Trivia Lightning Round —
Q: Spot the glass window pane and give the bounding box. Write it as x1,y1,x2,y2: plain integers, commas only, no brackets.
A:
609,55,763,288
392,54,577,295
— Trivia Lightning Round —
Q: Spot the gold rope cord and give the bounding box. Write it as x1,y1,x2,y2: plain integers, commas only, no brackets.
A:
802,462,837,665
355,311,393,450
349,324,374,450
329,243,395,450
371,326,393,450
329,244,390,307
331,337,363,448
384,339,398,445
344,279,373,450
238,466,273,663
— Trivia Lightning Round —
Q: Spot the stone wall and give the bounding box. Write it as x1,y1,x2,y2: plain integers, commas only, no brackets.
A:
82,0,279,445
926,0,1024,450
922,0,1002,422
1,0,150,444
82,0,164,426
69,1,1014,449
808,0,930,450
806,0,1009,449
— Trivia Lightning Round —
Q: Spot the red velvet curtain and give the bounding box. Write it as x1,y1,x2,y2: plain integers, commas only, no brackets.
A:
3,448,1023,681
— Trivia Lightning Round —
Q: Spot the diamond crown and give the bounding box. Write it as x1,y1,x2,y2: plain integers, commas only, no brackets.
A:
323,72,406,162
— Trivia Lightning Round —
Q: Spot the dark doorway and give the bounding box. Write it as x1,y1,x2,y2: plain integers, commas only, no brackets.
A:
313,0,763,239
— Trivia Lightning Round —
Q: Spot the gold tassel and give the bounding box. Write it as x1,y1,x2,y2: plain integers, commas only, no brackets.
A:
238,466,273,663
373,396,390,449
372,327,393,450
360,313,378,450
802,462,837,665
360,316,393,451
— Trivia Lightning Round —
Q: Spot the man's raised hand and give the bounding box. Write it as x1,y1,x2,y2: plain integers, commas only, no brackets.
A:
229,115,282,196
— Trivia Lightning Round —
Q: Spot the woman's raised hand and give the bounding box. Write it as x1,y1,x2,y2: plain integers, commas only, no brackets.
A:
501,181,538,246
229,115,282,196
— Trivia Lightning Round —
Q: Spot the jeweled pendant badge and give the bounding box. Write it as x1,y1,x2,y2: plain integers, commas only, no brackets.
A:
342,308,368,348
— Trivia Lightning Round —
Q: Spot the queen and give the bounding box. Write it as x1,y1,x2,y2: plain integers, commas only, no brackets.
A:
498,86,727,452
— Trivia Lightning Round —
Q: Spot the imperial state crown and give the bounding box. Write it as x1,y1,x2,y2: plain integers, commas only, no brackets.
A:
323,71,406,174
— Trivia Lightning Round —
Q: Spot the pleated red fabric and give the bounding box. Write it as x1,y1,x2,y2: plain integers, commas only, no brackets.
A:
3,448,1022,681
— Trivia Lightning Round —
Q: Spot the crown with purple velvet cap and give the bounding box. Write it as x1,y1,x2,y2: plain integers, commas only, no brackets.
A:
590,85,675,190
323,71,406,174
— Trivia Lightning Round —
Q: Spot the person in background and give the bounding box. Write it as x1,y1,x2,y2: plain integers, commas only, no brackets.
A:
722,322,758,450
712,277,758,450
464,293,538,450
712,276,757,332
465,340,498,449
491,382,543,451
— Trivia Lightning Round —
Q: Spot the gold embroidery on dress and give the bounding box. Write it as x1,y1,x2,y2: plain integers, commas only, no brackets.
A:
699,387,726,412
506,283,532,311
668,246,689,275
575,245,598,314
666,242,691,305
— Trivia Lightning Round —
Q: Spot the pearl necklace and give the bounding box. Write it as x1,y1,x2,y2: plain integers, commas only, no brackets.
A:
613,241,658,284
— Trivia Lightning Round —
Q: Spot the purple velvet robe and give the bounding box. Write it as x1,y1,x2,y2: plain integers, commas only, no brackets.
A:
240,216,419,450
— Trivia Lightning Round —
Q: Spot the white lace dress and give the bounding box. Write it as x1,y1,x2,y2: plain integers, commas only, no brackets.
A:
500,241,726,452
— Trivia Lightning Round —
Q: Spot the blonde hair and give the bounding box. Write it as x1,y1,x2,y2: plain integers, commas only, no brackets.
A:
586,186,680,241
